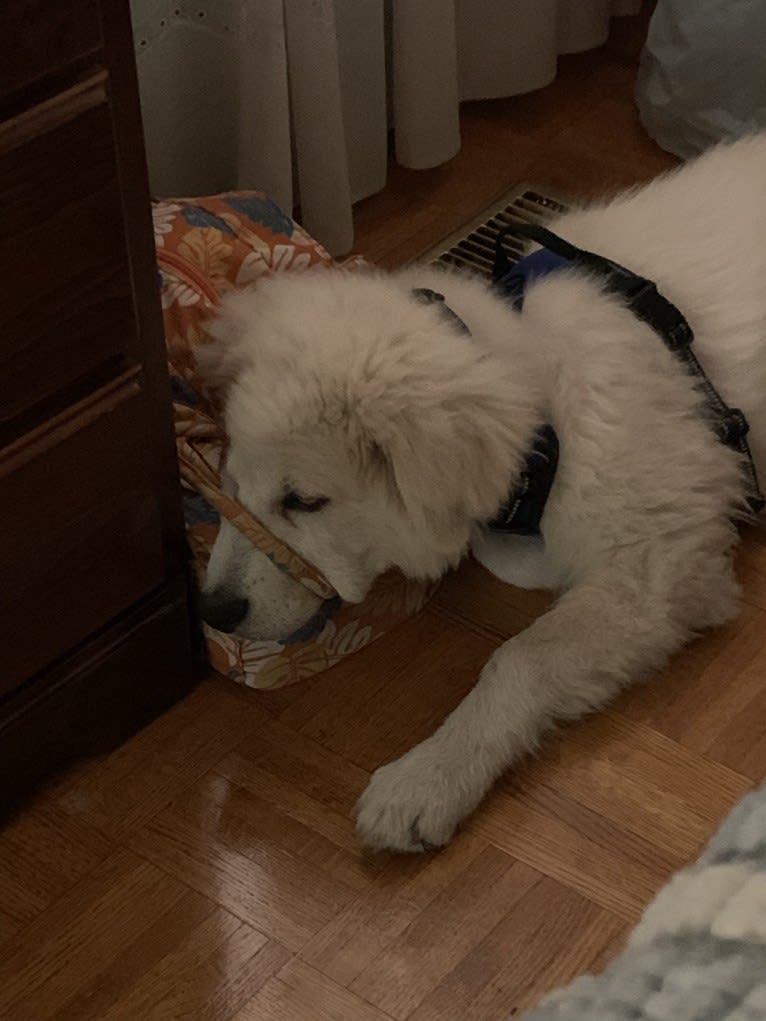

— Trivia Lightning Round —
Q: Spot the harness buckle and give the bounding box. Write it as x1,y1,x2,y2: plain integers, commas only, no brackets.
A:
716,408,750,445
627,279,694,350
665,319,694,350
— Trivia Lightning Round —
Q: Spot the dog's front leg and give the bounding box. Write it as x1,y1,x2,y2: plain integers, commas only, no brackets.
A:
356,559,700,853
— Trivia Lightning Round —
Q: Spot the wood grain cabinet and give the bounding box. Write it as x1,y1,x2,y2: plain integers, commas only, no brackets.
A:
0,1,203,812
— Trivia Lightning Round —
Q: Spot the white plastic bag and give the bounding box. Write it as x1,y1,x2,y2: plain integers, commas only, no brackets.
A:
636,0,766,159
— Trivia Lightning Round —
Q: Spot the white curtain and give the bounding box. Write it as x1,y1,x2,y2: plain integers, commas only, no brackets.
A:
130,0,642,256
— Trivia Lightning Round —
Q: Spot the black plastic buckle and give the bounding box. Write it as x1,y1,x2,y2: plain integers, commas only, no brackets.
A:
716,408,750,445
625,279,694,351
665,319,694,350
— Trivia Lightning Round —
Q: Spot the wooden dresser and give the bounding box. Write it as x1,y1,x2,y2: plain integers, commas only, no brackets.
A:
0,1,203,811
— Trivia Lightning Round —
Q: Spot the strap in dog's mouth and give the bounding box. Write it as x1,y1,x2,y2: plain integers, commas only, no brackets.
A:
177,440,338,600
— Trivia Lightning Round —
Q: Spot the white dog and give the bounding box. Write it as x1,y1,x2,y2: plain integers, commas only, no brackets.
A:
201,135,766,852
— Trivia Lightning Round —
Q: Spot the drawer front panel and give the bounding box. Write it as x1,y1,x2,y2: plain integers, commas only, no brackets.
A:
0,75,137,437
0,2,102,103
0,375,167,691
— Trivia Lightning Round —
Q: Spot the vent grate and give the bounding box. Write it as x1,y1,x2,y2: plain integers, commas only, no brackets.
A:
415,185,570,276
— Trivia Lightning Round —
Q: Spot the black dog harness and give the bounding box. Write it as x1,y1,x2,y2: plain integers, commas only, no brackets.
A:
415,224,764,534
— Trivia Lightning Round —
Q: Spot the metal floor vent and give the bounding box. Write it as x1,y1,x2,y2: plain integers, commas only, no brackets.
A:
416,183,571,276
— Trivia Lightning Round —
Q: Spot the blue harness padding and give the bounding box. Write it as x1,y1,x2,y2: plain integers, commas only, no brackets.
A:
494,247,570,311
414,224,764,536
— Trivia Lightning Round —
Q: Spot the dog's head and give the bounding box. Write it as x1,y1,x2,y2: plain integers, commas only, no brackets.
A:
199,268,536,640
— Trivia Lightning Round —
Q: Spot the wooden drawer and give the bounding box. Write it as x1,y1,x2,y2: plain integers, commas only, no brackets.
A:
0,73,137,438
0,373,167,693
0,1,102,103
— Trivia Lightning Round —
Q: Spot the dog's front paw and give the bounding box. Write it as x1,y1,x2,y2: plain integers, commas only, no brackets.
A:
356,743,472,853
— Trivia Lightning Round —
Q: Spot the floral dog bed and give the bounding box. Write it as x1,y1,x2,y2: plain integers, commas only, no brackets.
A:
154,193,437,689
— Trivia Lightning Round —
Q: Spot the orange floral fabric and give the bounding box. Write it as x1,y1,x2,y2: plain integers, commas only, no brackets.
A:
155,192,437,689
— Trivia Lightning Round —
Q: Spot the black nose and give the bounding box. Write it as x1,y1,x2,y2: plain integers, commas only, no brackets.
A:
199,589,249,633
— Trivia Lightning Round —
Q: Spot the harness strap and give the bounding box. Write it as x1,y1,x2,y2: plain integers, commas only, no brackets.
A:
496,224,693,347
495,224,765,515
487,425,559,535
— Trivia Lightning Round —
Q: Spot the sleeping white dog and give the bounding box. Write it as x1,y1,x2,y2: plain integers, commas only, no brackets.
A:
200,135,766,853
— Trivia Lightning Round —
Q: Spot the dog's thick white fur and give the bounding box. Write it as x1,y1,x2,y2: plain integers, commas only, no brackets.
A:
202,135,766,852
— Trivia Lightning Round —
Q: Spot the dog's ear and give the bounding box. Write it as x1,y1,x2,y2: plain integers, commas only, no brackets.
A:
362,350,537,542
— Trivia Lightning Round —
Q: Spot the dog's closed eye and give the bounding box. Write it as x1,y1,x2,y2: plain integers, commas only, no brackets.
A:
282,492,329,514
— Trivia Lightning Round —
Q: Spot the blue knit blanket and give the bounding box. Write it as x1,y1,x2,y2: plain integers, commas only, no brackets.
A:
521,782,766,1020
